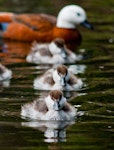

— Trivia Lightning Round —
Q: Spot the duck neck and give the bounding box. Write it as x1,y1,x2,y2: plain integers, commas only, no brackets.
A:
56,19,76,29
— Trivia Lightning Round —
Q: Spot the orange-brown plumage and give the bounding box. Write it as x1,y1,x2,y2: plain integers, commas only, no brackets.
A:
53,27,82,49
3,14,55,42
0,13,13,22
1,14,81,50
0,5,93,50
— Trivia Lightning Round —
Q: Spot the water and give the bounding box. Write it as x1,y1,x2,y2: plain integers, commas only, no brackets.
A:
0,0,114,149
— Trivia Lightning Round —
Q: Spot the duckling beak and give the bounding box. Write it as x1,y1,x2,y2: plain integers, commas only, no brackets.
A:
53,101,61,111
81,20,94,30
60,77,66,86
61,48,67,58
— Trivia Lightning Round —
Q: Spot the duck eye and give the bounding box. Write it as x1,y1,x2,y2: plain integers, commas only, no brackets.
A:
77,13,81,16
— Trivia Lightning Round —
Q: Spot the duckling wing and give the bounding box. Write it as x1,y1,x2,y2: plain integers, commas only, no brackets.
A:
62,102,71,112
34,100,48,113
34,69,54,90
62,102,76,118
43,69,54,85
68,73,83,89
68,74,78,85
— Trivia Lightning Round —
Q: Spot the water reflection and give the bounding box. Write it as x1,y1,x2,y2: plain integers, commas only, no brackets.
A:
0,80,11,89
68,64,86,74
22,120,75,143
0,40,30,64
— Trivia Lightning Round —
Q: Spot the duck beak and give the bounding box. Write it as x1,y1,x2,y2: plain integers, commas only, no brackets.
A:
53,101,60,111
81,20,94,30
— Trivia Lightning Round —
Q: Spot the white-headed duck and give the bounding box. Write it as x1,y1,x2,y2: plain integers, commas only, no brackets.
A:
0,5,93,50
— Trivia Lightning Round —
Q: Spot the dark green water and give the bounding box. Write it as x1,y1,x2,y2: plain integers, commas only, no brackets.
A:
0,0,114,150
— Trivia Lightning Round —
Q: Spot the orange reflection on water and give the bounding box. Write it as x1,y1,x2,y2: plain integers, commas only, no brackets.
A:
0,40,31,64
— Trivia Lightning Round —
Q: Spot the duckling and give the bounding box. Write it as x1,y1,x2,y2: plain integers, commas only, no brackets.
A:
0,63,12,81
21,90,76,120
26,38,80,64
33,65,83,91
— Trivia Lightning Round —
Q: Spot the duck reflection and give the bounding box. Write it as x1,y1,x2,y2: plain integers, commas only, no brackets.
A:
0,40,30,64
21,120,75,143
0,80,11,89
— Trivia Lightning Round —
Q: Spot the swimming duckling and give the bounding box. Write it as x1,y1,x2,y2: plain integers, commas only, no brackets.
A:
26,38,80,64
33,65,83,91
21,90,76,120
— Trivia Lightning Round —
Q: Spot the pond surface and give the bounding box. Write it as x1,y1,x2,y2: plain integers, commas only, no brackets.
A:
0,0,114,150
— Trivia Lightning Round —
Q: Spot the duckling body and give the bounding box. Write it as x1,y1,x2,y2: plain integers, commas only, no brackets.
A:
0,5,93,50
34,65,83,91
26,38,79,64
21,90,76,120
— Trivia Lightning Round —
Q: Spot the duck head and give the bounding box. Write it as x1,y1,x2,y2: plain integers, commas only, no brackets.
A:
52,65,70,87
57,5,93,29
45,90,66,111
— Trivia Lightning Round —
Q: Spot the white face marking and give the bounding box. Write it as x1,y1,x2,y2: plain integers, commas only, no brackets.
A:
49,42,61,55
57,5,87,28
49,40,67,58
53,96,66,111
53,69,63,85
52,67,70,86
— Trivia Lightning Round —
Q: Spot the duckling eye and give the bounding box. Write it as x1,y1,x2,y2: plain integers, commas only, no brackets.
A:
58,72,60,76
77,13,81,16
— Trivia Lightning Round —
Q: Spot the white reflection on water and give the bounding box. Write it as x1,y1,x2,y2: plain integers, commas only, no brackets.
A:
0,80,11,88
34,64,87,75
21,120,75,143
68,64,86,74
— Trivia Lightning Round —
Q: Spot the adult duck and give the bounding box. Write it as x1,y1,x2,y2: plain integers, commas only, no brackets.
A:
0,5,93,50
